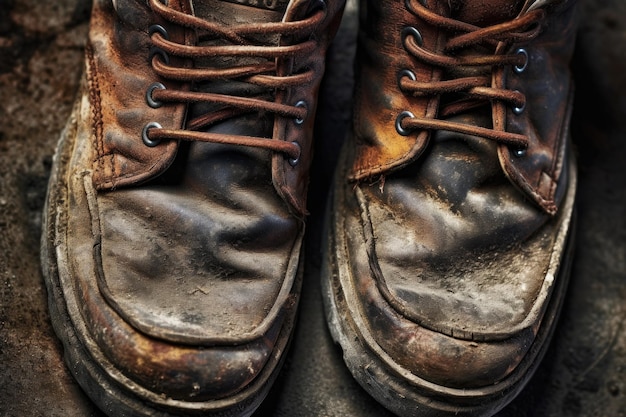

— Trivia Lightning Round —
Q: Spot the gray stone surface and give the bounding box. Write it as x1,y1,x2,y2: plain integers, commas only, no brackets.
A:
0,0,624,416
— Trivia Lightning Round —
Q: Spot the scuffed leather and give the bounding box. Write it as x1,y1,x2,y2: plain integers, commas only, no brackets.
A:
348,0,439,180
496,0,577,214
66,70,294,401
90,0,345,216
55,0,346,404
331,159,537,386
330,0,578,389
90,0,191,189
350,0,577,214
272,0,345,215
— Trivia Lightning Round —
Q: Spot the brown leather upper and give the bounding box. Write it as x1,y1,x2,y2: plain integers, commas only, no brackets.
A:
331,0,578,389
90,0,345,215
89,0,190,190
59,0,346,403
349,0,576,215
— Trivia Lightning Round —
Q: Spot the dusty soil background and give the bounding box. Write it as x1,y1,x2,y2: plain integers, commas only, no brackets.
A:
0,0,624,416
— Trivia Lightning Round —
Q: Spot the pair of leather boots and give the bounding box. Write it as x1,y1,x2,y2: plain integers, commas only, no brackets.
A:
41,0,578,416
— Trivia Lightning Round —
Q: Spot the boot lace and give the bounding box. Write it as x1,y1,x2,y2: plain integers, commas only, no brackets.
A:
396,0,546,152
142,0,326,164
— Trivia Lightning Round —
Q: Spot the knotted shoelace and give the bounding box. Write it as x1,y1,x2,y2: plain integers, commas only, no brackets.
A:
143,0,326,162
397,0,546,150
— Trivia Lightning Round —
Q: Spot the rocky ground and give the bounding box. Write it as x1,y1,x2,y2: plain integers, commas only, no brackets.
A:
0,0,624,416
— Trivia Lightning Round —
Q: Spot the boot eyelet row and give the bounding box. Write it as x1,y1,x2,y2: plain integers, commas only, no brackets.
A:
146,82,166,108
395,110,415,136
290,101,304,166
149,46,170,65
144,25,169,146
148,25,170,65
142,122,162,147
512,49,528,116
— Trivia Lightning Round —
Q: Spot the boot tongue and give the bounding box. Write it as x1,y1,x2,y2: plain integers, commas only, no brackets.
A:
192,0,290,25
449,0,527,26
185,0,293,126
178,0,293,195
442,0,530,93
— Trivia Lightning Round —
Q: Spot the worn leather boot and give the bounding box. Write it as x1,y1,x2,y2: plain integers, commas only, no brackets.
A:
41,0,344,416
323,0,577,416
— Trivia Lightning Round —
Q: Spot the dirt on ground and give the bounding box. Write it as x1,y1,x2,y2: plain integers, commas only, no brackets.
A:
0,0,624,416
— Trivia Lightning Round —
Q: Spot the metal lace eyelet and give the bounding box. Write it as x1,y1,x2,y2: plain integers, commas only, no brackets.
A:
512,103,525,115
288,141,301,167
512,90,526,115
142,122,163,147
148,24,169,41
149,47,170,65
294,100,308,125
397,69,416,90
405,0,427,12
513,48,529,74
146,82,166,108
395,111,415,136
401,26,424,48
513,148,527,157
